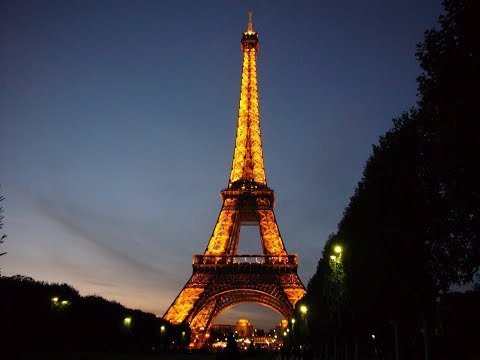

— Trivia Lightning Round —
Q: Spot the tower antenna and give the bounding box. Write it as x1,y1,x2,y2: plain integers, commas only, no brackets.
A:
247,11,253,33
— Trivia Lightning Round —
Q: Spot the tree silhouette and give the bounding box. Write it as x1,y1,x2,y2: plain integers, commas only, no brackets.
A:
305,0,480,358
0,275,184,355
416,0,480,287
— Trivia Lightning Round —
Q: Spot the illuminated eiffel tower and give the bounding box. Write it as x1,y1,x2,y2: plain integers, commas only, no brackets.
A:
163,13,306,345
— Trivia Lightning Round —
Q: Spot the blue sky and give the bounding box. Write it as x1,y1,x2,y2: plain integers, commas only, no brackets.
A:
0,0,442,329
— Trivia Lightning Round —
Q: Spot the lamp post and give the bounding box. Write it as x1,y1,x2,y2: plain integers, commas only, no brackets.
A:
330,245,343,323
330,245,343,360
287,318,295,346
298,305,308,348
160,325,166,350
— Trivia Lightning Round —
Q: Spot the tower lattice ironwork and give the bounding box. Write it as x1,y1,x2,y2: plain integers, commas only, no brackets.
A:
163,13,306,346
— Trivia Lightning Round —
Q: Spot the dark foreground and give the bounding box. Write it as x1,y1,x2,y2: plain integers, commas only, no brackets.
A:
4,351,273,360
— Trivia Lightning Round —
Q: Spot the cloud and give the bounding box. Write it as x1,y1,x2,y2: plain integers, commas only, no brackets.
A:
9,185,179,283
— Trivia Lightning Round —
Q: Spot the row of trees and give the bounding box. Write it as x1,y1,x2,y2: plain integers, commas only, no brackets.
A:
298,1,479,358
0,275,190,355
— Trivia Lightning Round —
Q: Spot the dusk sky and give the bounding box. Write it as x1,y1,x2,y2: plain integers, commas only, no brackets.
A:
1,0,442,329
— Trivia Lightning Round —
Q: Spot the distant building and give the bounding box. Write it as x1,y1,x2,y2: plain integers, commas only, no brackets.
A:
209,319,286,350
210,319,254,338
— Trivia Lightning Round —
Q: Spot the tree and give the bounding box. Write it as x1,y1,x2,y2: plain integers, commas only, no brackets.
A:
340,113,430,358
0,275,184,354
305,1,480,357
416,0,480,288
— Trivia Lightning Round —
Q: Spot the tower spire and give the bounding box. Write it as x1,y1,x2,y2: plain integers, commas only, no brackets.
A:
247,11,254,33
230,10,265,186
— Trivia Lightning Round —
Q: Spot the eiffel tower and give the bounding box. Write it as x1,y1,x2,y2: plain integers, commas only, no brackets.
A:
163,12,306,345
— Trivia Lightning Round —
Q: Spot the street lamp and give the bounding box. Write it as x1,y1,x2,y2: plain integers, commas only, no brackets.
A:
331,246,342,264
51,297,70,308
300,305,308,315
124,317,132,326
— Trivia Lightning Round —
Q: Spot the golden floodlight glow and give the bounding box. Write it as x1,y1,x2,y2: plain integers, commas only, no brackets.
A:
163,287,204,324
334,246,342,253
162,13,306,345
300,305,308,314
330,255,337,260
124,317,132,326
52,297,59,302
229,45,266,185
